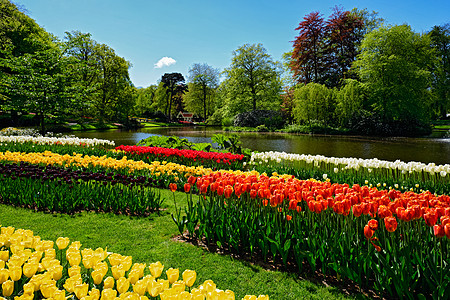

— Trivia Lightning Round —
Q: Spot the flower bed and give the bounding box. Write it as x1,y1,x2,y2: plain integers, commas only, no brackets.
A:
248,151,450,195
173,171,450,298
0,226,268,299
0,162,163,214
0,151,213,187
115,145,245,170
0,135,115,147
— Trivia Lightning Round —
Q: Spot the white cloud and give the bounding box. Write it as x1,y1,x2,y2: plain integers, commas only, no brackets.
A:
154,57,176,68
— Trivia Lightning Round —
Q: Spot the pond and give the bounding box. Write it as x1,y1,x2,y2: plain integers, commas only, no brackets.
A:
72,126,450,165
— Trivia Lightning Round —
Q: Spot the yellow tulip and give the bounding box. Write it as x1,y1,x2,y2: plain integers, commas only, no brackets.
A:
191,293,205,300
0,251,9,262
74,282,89,299
101,288,118,300
0,269,9,284
63,274,82,293
2,280,13,297
53,289,66,300
256,295,269,300
68,265,81,277
56,237,70,250
149,281,164,297
1,226,14,236
171,280,185,293
92,269,105,285
8,265,22,281
23,261,39,278
49,264,63,281
23,282,35,295
67,250,81,266
89,288,100,300
121,256,132,271
41,240,54,251
178,291,192,300
45,248,56,259
182,269,196,287
111,265,126,280
40,280,57,298
157,279,170,291
203,280,216,293
242,296,257,300
165,268,179,284
117,277,130,294
149,261,164,278
224,290,235,300
108,253,122,266
103,276,115,289
0,262,4,269
132,279,147,296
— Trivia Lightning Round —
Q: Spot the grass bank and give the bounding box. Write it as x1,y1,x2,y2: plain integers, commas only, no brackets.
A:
0,188,365,300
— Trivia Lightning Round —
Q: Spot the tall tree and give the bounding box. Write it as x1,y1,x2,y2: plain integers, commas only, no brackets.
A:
185,63,220,120
429,23,450,119
354,25,435,128
326,6,364,86
3,43,76,133
92,43,132,121
64,31,100,116
222,43,282,115
290,12,327,85
161,73,187,120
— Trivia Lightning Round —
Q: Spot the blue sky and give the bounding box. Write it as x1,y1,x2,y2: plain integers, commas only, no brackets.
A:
16,0,450,88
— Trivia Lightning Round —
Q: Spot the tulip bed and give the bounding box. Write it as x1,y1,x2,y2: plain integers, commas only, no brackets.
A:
0,225,269,299
115,145,245,170
248,151,450,195
173,171,450,299
0,162,163,215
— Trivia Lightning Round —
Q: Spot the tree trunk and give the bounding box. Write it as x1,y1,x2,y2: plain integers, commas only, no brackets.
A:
203,84,207,120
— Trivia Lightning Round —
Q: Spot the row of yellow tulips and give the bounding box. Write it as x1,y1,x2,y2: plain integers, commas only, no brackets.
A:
0,226,268,300
0,151,213,181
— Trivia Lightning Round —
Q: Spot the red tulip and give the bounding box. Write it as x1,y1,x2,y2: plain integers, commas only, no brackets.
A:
224,185,233,198
384,216,398,232
364,225,374,239
169,183,177,192
434,224,445,238
424,210,438,227
368,219,378,231
184,183,191,193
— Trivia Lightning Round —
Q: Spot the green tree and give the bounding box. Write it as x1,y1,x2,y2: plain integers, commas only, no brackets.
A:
184,63,220,120
354,24,435,128
134,85,157,116
221,43,282,116
161,73,187,120
292,82,335,126
64,31,100,117
92,43,132,121
429,23,450,119
3,43,76,133
335,79,367,126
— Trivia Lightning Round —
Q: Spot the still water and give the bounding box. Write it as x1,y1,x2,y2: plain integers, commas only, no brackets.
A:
72,127,450,165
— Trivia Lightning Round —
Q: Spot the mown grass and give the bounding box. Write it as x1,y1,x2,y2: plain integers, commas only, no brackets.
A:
0,188,366,300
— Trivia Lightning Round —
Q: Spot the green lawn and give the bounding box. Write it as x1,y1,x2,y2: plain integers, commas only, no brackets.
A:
0,188,366,299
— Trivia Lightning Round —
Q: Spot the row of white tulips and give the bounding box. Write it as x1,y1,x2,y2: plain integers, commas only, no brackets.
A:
0,135,115,147
248,151,449,178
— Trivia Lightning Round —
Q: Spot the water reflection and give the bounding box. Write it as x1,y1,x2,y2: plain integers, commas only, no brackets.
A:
72,127,450,165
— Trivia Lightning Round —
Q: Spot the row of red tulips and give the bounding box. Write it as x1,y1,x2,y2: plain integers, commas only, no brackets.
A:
115,145,245,170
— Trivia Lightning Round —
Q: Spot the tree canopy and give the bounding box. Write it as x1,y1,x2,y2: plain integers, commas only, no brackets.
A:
221,43,282,116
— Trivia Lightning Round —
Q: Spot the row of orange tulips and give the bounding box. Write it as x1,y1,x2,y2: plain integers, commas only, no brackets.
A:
170,171,450,298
